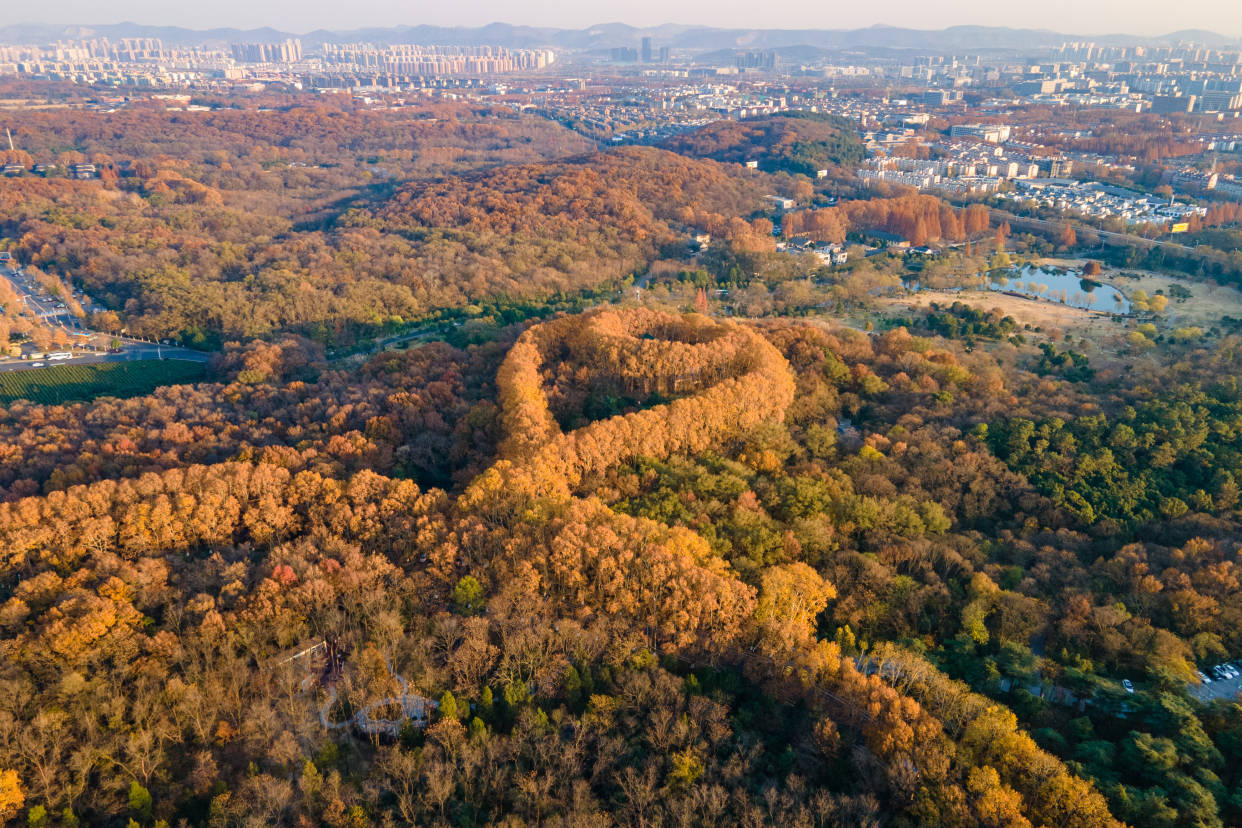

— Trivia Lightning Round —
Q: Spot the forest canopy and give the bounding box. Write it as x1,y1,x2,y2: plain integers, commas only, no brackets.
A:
660,112,866,178
3,90,1242,828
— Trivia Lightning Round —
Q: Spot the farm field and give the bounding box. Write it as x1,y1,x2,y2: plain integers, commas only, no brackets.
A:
0,360,212,405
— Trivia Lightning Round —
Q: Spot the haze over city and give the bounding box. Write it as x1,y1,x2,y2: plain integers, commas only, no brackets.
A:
10,0,1242,38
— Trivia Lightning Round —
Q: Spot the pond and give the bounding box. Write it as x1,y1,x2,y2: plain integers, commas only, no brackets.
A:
985,266,1130,314
903,265,1131,314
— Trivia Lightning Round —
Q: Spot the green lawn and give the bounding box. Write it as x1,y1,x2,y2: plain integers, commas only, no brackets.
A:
0,360,212,405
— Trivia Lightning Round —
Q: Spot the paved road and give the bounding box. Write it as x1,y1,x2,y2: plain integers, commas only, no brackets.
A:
0,348,211,373
328,319,464,363
2,265,210,372
989,209,1197,253
3,266,84,327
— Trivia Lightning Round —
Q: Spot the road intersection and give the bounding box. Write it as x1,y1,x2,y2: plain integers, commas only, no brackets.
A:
0,264,210,372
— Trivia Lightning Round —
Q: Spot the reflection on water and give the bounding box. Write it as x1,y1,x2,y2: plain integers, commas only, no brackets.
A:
987,266,1130,313
904,266,1130,314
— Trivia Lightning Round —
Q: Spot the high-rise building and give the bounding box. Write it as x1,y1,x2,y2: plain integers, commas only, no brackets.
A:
1200,91,1242,112
641,37,653,63
949,123,1011,143
735,50,775,70
230,39,302,63
1150,94,1196,114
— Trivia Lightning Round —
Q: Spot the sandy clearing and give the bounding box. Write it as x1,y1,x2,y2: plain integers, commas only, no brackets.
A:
880,288,1120,334
1110,271,1242,328
1035,258,1242,329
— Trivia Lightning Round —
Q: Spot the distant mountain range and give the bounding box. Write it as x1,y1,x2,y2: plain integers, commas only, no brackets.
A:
1,21,1238,52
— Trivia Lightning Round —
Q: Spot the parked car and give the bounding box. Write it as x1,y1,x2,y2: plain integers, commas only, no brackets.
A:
1196,670,1212,684
1122,679,1135,694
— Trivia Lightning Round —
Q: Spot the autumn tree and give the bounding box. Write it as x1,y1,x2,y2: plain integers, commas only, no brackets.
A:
1057,222,1077,249
0,769,23,822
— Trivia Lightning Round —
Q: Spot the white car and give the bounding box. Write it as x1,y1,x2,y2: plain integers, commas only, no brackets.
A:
29,361,43,367
1121,679,1135,694
1196,670,1212,684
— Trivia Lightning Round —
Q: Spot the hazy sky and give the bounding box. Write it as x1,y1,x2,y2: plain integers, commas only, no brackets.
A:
16,0,1242,37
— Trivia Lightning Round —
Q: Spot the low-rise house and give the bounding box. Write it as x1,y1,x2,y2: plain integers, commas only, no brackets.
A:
764,195,796,210
811,242,848,265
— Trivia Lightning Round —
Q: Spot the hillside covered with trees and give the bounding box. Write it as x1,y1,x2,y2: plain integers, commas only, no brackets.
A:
4,92,1242,828
0,102,787,349
660,112,865,179
2,300,1242,826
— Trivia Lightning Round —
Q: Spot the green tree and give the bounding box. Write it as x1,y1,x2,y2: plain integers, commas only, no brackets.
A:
439,691,459,721
128,781,153,823
452,575,485,615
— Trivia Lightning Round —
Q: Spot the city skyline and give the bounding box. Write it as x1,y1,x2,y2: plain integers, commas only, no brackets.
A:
7,0,1242,40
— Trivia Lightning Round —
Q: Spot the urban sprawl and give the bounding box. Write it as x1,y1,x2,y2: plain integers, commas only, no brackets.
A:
2,33,1241,231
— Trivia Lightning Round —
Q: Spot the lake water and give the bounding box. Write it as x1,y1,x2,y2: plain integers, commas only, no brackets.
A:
903,266,1131,314
984,266,1130,314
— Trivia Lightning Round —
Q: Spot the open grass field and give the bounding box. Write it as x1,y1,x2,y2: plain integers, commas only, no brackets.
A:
0,360,212,405
1113,270,1242,328
1040,257,1242,329
880,288,1119,334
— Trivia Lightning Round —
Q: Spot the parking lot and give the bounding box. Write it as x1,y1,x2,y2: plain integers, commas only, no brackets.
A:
0,265,209,370
1189,664,1242,704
